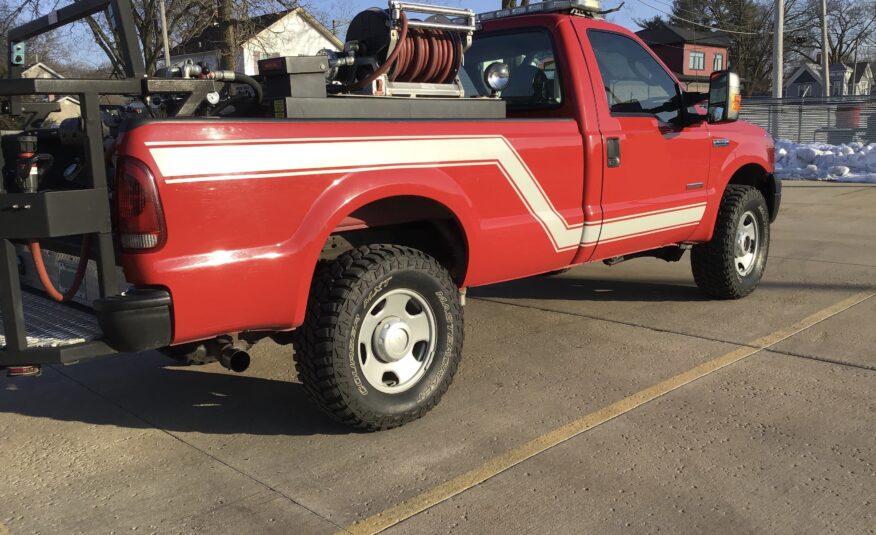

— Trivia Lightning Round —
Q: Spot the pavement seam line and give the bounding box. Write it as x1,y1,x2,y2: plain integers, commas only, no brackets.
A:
765,348,876,372
472,296,761,349
340,288,876,535
48,366,351,535
770,255,876,269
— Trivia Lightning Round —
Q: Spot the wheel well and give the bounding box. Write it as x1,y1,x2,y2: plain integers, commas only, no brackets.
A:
320,196,469,284
728,164,776,219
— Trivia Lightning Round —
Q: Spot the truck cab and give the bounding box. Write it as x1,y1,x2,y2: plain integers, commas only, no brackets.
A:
466,10,777,264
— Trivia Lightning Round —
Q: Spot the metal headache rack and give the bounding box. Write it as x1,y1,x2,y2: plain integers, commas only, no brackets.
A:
0,0,217,367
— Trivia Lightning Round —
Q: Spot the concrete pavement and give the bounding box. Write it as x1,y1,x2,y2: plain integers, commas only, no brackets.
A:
1,181,874,534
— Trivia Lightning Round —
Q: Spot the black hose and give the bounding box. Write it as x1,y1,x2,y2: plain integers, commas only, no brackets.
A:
231,72,263,104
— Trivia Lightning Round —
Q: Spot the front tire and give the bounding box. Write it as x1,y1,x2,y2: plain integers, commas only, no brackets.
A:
691,185,770,299
294,244,463,430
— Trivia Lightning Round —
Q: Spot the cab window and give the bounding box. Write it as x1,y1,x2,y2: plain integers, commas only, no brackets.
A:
462,29,563,110
587,30,680,123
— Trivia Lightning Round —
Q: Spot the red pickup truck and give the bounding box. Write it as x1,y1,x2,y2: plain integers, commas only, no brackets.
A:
0,0,778,430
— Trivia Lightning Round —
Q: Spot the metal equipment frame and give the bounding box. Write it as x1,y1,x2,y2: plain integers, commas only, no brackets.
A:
0,0,215,366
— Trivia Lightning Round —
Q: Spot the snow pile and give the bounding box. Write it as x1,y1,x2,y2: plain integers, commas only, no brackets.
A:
774,139,876,183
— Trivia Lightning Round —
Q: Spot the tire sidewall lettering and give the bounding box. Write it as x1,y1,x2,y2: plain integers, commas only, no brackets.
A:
365,276,393,307
417,291,454,402
348,313,368,396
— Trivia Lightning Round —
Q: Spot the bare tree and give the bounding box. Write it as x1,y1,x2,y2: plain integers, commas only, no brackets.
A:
305,0,357,38
0,0,66,76
787,0,876,64
501,0,530,8
633,15,665,30
83,0,218,76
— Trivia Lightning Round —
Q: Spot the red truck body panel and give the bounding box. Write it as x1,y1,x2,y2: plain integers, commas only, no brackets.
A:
120,120,587,342
116,13,773,345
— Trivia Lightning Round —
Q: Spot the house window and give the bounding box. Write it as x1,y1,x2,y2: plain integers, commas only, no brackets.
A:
798,83,812,97
713,53,723,71
688,51,705,71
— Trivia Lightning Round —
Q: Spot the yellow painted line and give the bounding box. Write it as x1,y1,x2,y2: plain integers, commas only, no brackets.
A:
340,289,876,535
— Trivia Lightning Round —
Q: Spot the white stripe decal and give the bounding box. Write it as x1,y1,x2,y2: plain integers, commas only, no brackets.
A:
150,136,584,251
584,205,707,245
148,136,706,252
597,202,707,224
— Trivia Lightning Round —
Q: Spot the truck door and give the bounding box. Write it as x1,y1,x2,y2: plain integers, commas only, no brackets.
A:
576,27,711,260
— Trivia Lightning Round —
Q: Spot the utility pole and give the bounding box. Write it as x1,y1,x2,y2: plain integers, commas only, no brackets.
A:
218,0,236,71
772,0,783,98
820,0,830,97
159,0,171,72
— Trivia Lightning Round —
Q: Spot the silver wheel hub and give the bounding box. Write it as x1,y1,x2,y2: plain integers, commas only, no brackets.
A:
373,317,412,362
734,211,759,277
357,289,437,394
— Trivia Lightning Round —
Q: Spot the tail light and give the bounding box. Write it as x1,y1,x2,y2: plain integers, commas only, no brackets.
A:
115,157,166,251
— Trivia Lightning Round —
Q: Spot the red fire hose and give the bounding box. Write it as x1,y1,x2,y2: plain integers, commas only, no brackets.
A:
352,13,410,90
352,13,464,90
28,236,92,302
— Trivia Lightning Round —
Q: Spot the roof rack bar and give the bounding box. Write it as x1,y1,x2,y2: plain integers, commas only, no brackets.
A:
110,0,147,78
8,0,109,42
392,2,475,17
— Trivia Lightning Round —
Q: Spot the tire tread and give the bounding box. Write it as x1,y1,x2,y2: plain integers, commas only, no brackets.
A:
691,185,769,299
294,244,462,431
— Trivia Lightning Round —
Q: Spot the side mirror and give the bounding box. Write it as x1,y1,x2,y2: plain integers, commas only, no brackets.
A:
707,70,741,123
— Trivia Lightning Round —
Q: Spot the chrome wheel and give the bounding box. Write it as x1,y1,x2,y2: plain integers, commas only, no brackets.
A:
734,210,759,277
357,288,437,394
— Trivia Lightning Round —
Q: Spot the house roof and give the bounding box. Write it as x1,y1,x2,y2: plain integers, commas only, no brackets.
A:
170,7,342,57
786,61,874,86
636,22,731,48
21,62,64,79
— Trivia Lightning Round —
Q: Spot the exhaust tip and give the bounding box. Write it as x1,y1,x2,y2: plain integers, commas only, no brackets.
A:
219,346,250,373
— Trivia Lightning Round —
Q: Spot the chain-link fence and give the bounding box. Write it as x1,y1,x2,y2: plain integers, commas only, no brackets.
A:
739,96,876,145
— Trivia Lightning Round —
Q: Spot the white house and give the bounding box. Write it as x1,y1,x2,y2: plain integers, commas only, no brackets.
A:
784,61,874,97
20,62,84,125
168,8,343,76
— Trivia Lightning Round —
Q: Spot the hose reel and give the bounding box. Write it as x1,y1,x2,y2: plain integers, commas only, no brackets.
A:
325,1,476,97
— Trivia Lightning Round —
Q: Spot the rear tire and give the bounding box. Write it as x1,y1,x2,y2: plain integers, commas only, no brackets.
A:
294,244,463,431
691,185,770,299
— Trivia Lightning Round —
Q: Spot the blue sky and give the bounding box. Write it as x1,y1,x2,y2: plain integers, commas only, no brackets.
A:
58,0,662,69
337,0,660,32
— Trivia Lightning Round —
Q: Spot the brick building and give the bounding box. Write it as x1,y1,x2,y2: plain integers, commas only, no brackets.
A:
635,22,731,92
